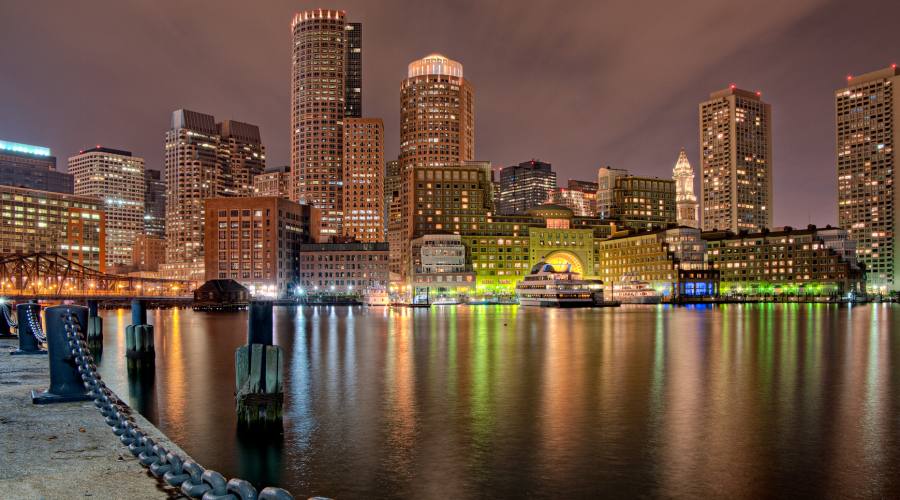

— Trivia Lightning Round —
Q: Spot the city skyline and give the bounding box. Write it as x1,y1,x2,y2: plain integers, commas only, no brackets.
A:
1,1,899,229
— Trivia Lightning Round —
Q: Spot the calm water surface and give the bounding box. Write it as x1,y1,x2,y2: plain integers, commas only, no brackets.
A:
95,304,900,499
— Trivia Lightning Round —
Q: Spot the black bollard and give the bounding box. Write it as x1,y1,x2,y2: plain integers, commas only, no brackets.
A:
0,302,16,339
131,299,147,326
126,298,154,360
248,300,274,346
11,302,47,355
32,305,92,404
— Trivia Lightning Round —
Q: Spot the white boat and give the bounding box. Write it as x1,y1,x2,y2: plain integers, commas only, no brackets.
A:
515,262,604,307
432,297,461,306
611,275,662,304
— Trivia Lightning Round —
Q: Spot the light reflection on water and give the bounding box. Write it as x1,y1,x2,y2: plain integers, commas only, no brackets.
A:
95,304,900,498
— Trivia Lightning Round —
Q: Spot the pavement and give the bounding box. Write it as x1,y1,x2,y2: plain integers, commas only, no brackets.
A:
0,338,191,499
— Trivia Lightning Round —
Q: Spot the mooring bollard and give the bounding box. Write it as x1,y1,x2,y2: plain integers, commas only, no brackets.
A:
235,301,283,430
32,305,92,404
11,302,47,355
0,302,16,339
126,299,154,360
86,299,103,344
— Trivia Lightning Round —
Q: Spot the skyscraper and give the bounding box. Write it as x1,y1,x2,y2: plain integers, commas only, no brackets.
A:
498,160,557,215
0,139,73,194
144,169,166,238
291,9,349,237
699,86,772,232
345,22,362,118
673,148,699,228
342,118,384,242
836,65,900,292
218,120,265,197
68,146,145,268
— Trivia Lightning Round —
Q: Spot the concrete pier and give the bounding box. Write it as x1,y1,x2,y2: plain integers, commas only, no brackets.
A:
0,338,193,498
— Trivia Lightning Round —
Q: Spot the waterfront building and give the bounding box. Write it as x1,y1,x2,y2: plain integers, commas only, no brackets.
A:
409,234,476,298
291,9,357,237
218,120,266,197
342,118,384,242
673,148,699,228
68,146,145,268
596,166,628,219
597,166,676,230
700,86,773,232
204,197,320,298
143,169,166,238
498,160,557,215
345,22,362,118
703,226,864,298
0,139,72,194
549,179,598,217
253,166,291,199
836,65,900,292
298,242,389,299
131,234,166,273
0,185,105,271
162,109,261,281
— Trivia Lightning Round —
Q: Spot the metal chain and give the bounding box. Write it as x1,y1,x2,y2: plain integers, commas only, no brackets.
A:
60,309,295,500
1,303,16,328
26,305,46,343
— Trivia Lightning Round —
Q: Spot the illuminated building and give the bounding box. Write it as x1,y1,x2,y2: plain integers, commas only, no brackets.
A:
291,9,357,236
132,234,165,273
596,166,628,219
161,109,263,281
143,169,166,238
253,166,291,198
703,226,864,298
342,118,384,242
298,242,389,299
549,179,598,216
700,86,772,232
0,185,105,271
410,234,476,297
498,160,557,215
836,65,900,292
0,139,72,194
68,146,145,269
384,159,400,243
673,148,699,228
344,22,363,118
597,167,676,230
204,197,320,297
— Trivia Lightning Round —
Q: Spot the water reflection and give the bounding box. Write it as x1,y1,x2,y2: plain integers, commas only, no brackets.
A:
94,304,900,498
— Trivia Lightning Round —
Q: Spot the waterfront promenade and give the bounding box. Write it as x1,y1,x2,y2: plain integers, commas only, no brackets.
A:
0,338,189,499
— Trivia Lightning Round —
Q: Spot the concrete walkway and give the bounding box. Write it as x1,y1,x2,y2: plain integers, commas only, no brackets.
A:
0,339,191,499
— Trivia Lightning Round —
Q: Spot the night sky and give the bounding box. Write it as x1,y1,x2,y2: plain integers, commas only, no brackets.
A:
1,0,898,227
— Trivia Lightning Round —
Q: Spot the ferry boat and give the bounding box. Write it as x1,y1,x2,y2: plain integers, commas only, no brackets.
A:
611,275,662,304
515,262,605,307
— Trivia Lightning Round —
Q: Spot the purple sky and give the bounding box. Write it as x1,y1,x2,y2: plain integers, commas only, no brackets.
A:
1,0,898,227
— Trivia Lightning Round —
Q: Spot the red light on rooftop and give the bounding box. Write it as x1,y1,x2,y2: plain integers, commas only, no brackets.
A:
756,91,761,96
847,74,853,81
893,63,897,69
729,83,736,90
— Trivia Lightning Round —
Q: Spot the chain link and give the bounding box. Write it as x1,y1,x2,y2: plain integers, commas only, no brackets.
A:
26,305,46,343
1,303,16,328
60,308,296,500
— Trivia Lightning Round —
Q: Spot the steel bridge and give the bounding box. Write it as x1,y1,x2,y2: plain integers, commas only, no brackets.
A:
0,253,194,299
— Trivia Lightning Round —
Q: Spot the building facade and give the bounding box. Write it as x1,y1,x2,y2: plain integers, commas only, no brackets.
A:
144,169,166,238
836,65,900,292
291,9,350,237
384,159,401,243
218,120,266,197
253,166,291,198
597,167,628,219
498,160,557,215
342,118,384,242
673,148,699,228
0,139,72,194
344,22,362,118
700,86,773,232
609,174,676,230
204,197,320,297
131,234,166,273
298,242,389,298
68,147,145,268
0,185,105,271
549,179,598,217
409,234,476,298
703,226,864,298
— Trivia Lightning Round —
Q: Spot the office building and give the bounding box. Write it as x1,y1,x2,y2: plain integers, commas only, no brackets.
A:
298,242,389,298
498,160,557,215
673,148,699,228
144,169,166,238
597,167,628,219
205,197,320,297
291,9,353,237
597,167,676,230
700,86,772,232
410,234,476,297
0,139,73,194
68,146,145,268
836,65,900,292
253,166,291,198
345,22,362,118
384,159,401,241
219,120,266,197
0,185,105,271
342,118,384,242
549,179,598,217
132,234,166,273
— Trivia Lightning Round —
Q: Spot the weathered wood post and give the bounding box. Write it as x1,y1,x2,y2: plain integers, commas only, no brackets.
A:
86,299,103,345
126,299,154,361
32,305,92,404
11,302,47,355
235,300,283,431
